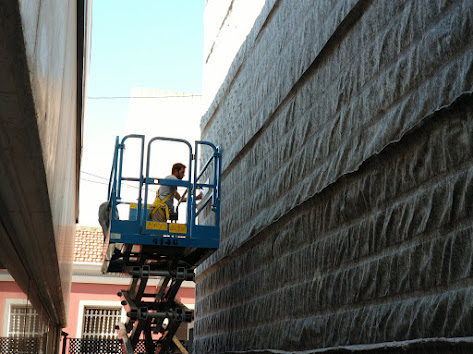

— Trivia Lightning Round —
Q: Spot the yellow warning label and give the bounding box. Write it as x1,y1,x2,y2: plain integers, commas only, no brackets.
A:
169,223,187,234
130,203,153,209
146,221,168,231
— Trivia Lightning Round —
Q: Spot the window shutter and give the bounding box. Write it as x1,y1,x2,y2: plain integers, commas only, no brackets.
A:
82,307,121,339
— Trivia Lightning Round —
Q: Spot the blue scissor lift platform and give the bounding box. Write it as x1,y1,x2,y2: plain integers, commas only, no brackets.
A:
101,135,221,354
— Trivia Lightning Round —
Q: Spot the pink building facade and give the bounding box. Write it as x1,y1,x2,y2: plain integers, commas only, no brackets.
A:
0,226,195,351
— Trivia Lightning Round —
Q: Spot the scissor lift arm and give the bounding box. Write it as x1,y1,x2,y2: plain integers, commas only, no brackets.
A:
102,135,221,354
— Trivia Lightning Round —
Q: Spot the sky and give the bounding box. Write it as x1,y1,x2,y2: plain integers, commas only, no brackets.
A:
79,0,205,225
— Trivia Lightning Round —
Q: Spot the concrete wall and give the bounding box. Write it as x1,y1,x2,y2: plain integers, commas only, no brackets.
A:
196,0,473,352
19,0,80,323
0,0,89,338
201,0,266,112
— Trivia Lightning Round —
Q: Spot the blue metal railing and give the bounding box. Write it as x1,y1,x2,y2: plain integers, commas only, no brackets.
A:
105,135,221,248
142,137,193,233
193,141,221,227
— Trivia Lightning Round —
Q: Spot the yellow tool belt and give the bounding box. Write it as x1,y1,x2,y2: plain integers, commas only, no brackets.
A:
150,190,175,220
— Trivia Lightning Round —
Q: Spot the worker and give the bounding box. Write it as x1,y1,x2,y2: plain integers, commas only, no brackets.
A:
98,200,119,238
150,163,201,222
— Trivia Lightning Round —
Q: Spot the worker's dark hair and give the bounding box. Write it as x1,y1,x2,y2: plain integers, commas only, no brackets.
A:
172,163,186,174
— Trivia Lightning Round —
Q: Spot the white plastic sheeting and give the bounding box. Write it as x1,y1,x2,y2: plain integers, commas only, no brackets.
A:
196,0,473,352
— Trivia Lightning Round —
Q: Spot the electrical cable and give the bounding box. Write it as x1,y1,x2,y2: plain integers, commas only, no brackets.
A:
80,174,157,192
87,94,201,100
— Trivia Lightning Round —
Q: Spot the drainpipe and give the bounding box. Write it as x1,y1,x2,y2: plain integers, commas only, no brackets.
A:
61,332,68,354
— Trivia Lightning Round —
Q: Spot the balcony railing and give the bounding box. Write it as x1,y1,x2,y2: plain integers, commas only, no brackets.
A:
0,337,45,354
0,336,189,353
64,337,188,354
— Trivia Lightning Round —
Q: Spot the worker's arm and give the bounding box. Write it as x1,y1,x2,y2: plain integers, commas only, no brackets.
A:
175,192,185,202
175,191,202,203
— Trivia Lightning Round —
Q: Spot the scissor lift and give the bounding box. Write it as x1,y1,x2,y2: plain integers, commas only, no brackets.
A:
101,135,221,354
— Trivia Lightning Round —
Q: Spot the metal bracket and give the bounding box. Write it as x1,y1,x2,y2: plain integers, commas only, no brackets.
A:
128,266,195,281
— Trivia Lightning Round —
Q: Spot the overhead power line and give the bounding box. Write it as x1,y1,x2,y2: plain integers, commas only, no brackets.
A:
81,171,108,180
80,178,109,186
87,94,202,100
80,171,158,192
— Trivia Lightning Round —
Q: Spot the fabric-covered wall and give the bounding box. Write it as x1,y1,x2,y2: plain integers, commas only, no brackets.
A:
196,0,473,352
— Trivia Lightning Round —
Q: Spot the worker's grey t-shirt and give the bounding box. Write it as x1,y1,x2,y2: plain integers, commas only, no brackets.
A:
158,174,177,210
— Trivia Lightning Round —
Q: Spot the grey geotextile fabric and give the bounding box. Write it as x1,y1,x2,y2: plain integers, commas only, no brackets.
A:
196,0,473,352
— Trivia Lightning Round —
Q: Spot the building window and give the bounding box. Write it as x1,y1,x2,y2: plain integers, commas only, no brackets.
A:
76,300,126,339
81,307,122,339
1,301,48,354
7,304,47,338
